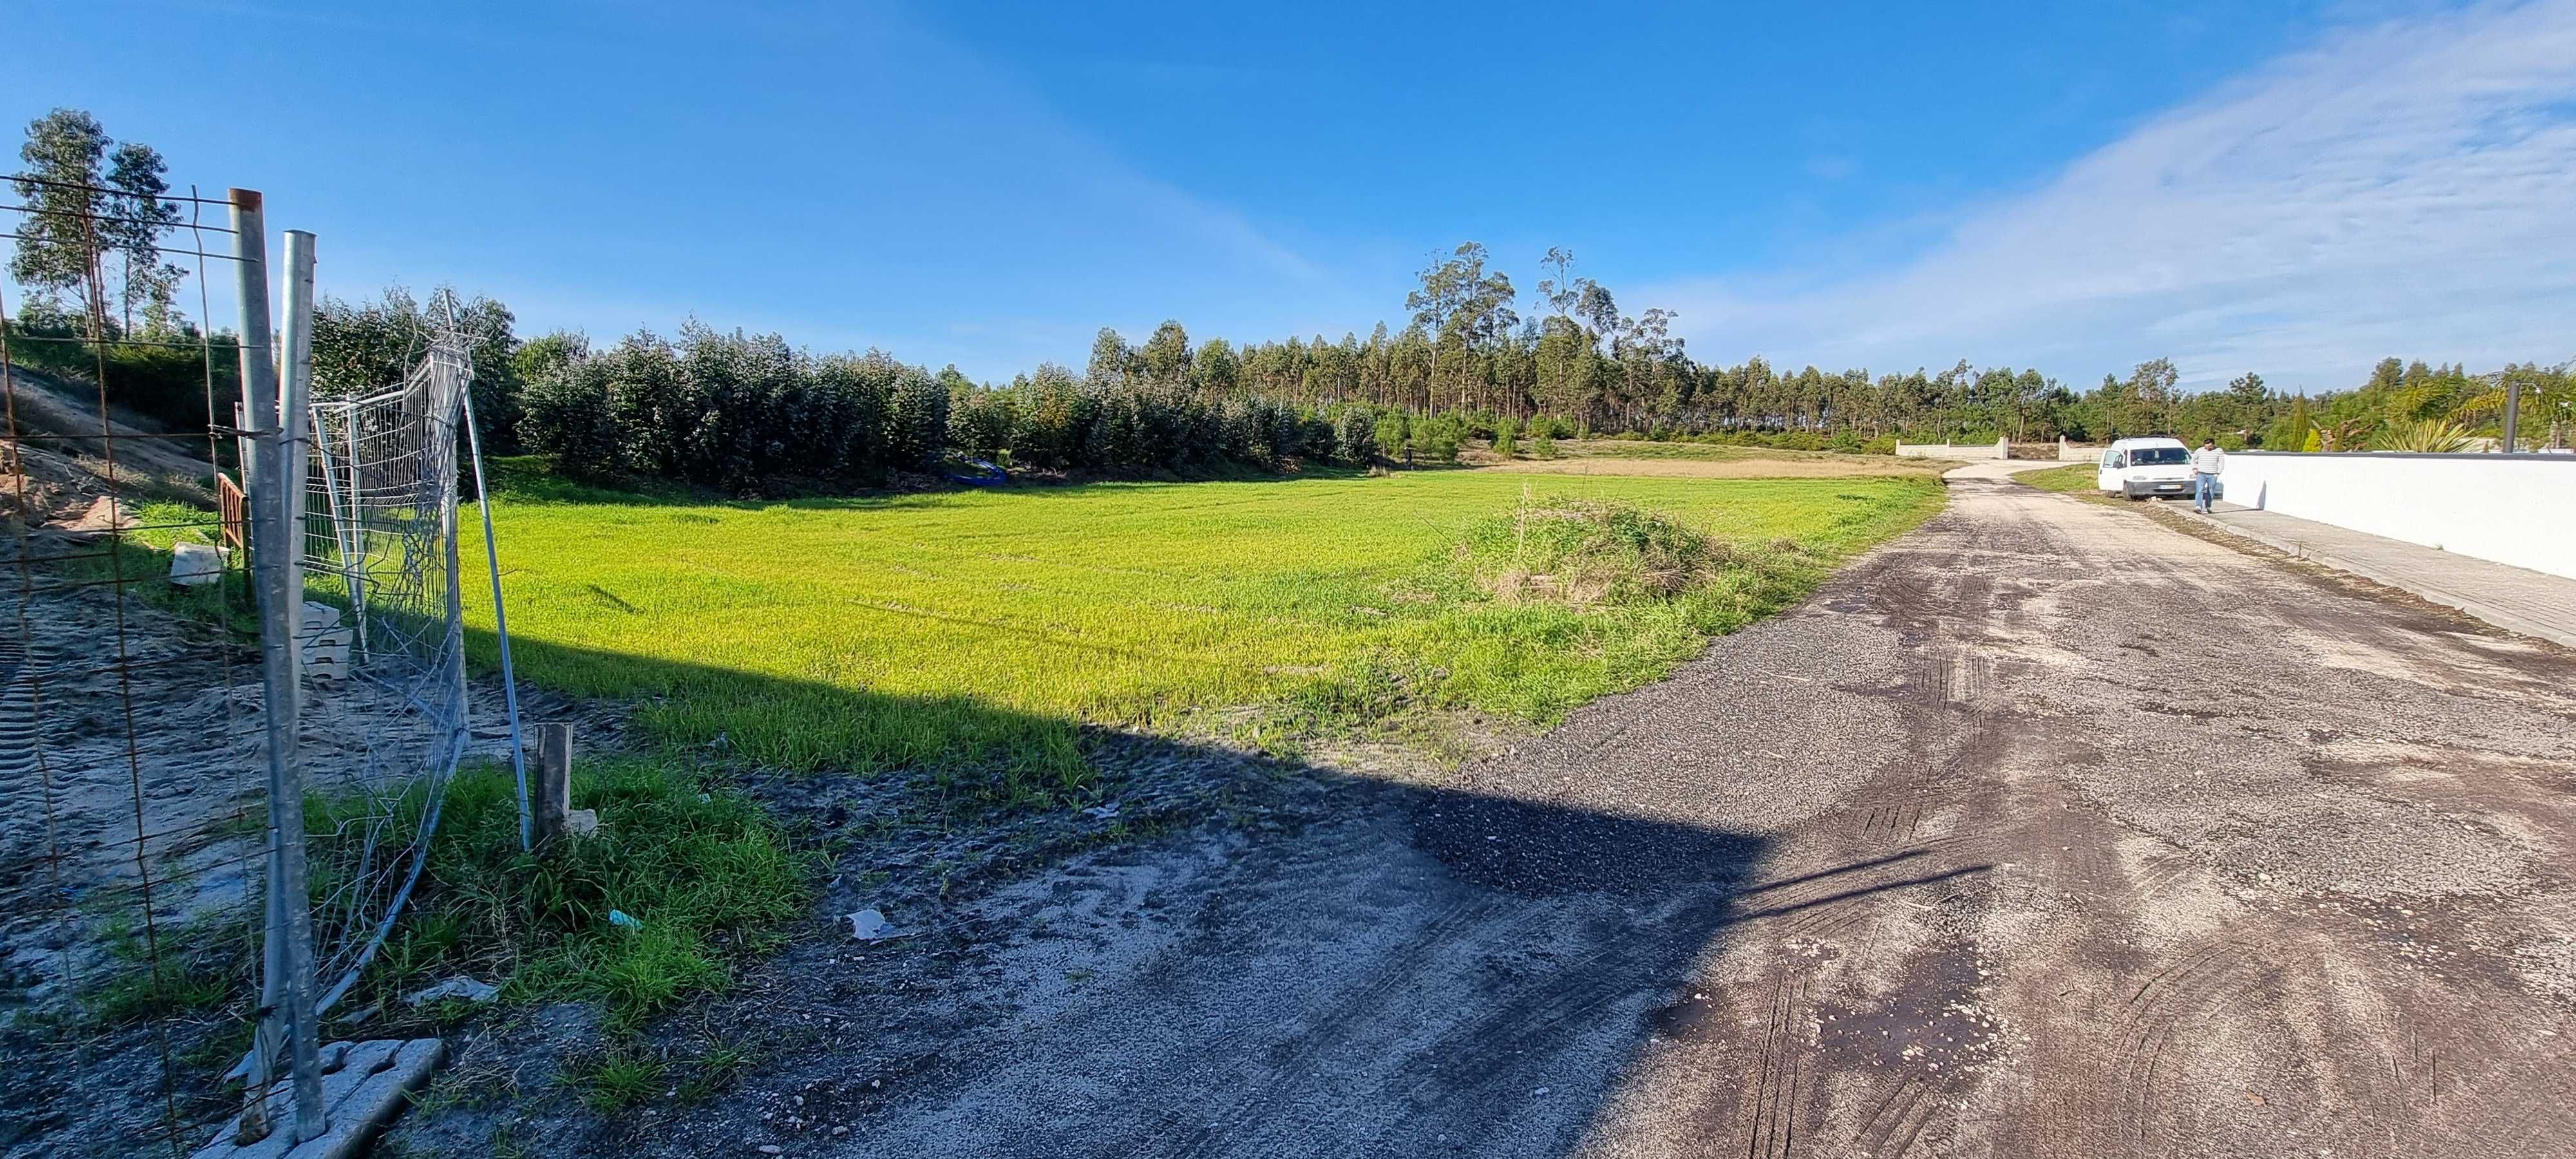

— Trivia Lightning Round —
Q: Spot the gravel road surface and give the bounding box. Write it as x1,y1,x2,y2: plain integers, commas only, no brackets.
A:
442,466,2576,1158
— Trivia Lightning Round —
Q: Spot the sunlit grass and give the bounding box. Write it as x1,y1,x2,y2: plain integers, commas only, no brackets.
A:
2016,464,2100,494
464,465,1946,793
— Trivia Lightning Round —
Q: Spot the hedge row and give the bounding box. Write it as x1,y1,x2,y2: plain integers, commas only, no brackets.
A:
520,326,945,490
520,327,1419,491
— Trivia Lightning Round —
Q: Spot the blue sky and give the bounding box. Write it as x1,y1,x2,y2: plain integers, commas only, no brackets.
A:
12,0,2574,390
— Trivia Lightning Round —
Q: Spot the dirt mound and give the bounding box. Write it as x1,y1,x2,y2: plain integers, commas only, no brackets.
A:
3,364,216,529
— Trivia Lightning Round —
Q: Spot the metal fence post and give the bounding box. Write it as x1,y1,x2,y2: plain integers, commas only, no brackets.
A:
2503,376,2521,454
282,231,316,548
460,386,534,850
232,189,327,1145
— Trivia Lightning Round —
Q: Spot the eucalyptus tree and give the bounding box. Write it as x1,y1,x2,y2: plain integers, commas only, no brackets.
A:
1190,337,1238,395
1408,242,1518,410
10,108,185,335
1086,327,1132,388
1136,320,1193,386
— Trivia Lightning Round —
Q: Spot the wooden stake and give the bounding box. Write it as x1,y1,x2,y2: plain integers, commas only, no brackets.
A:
535,722,573,848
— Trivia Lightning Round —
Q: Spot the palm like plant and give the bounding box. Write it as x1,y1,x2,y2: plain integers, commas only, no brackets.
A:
2371,417,2476,453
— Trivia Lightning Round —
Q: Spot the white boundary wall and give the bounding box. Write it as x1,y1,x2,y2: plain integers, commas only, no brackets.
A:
1895,439,2008,460
2222,451,2576,579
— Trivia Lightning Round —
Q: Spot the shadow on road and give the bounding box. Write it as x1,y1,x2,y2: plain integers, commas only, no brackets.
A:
362,634,1994,1158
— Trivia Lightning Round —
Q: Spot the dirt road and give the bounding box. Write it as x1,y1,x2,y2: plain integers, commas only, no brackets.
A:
447,466,2576,1158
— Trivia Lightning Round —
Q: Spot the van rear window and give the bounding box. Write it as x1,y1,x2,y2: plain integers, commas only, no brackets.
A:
2128,448,2187,465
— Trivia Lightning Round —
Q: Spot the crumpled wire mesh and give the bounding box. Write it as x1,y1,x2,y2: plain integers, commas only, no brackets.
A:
298,334,471,1011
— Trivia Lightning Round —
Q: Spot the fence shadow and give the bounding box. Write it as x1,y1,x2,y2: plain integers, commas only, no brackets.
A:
395,632,1983,1159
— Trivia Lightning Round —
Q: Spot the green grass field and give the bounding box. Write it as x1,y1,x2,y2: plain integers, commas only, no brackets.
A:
2016,463,2099,494
1548,439,1917,465
466,464,1945,799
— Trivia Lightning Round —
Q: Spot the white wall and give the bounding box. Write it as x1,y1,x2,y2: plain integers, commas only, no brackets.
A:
1896,440,2008,460
2222,451,2576,579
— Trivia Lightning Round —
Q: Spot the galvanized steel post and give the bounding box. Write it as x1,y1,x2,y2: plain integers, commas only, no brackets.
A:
231,189,326,1145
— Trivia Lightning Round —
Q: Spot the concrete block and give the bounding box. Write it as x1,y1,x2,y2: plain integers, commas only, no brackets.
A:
193,1037,443,1159
171,542,227,587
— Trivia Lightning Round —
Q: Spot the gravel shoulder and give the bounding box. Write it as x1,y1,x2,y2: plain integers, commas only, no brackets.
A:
399,467,2576,1158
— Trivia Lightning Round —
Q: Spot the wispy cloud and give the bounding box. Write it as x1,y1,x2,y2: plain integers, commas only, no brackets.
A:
1651,0,2576,389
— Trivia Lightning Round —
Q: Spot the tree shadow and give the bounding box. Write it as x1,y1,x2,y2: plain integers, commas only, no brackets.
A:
477,455,1383,513
399,634,1989,1159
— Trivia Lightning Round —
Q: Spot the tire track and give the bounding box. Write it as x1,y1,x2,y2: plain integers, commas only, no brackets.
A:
1852,1071,1940,1158
2113,941,2269,1153
1743,968,1812,1159
1143,890,1508,1159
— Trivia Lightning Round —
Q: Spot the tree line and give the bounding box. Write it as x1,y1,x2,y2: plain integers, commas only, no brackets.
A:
10,108,2569,498
1073,242,2570,452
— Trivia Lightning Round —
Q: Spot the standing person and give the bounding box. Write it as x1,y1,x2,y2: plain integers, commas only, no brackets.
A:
2192,437,2226,514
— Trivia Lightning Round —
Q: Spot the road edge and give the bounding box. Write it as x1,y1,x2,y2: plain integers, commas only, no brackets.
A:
2175,508,2576,650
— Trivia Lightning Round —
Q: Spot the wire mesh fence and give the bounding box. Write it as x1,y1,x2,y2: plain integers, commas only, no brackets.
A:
300,335,476,1015
1,176,276,1154
3,172,519,1155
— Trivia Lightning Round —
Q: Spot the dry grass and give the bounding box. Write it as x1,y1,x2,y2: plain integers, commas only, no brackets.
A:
1477,456,1944,480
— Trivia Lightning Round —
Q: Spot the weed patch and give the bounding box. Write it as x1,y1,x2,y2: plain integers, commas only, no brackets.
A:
1453,495,1754,606
325,759,811,1030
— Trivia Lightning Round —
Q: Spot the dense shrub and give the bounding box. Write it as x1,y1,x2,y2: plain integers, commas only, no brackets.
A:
1333,406,1379,463
948,386,1014,459
884,368,949,471
1415,413,1463,462
1372,410,1412,464
522,327,916,489
1492,415,1520,457
518,325,1392,490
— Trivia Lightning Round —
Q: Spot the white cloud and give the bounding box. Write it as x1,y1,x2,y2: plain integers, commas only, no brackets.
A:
1651,0,2576,390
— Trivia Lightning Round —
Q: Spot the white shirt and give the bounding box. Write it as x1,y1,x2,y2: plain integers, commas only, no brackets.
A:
2192,447,2226,475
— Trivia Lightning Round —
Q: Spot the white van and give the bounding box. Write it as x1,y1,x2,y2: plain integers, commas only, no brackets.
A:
2096,437,2211,501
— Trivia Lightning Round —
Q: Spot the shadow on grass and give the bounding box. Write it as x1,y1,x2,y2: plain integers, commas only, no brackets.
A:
478,455,1387,513
387,634,1990,1159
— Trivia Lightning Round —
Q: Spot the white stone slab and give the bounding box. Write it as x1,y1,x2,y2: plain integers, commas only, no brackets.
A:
193,1038,443,1159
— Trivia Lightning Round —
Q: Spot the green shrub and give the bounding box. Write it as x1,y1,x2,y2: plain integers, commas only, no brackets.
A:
1492,415,1519,457
1416,414,1461,463
882,366,951,471
1334,406,1379,463
5,317,243,437
1372,410,1412,464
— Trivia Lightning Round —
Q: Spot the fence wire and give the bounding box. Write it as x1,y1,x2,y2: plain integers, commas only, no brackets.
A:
299,337,473,1013
1,178,270,1156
